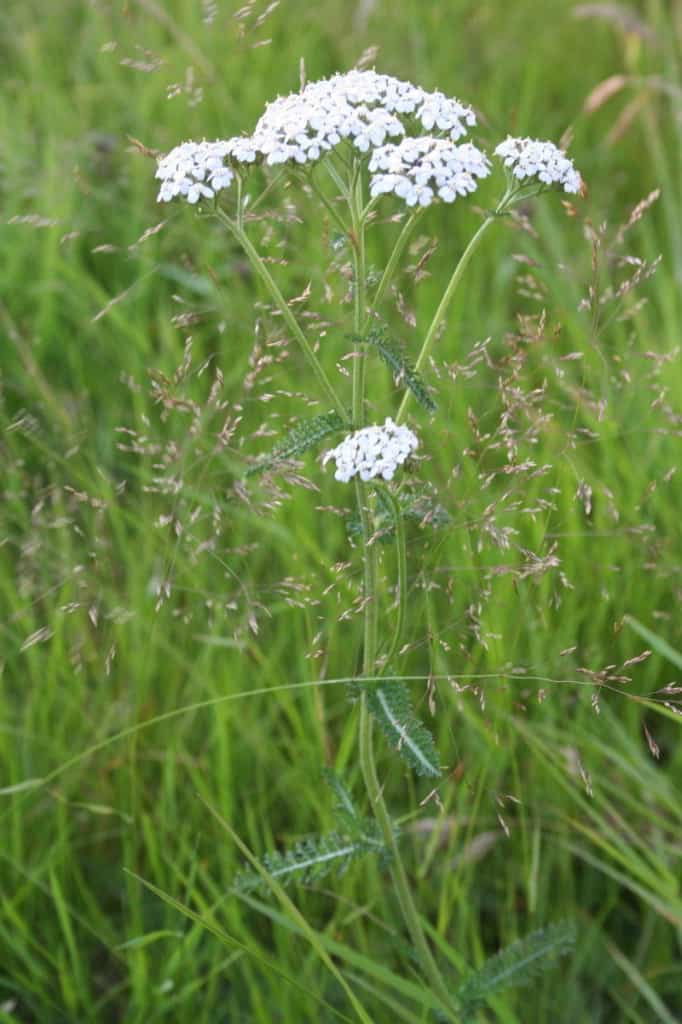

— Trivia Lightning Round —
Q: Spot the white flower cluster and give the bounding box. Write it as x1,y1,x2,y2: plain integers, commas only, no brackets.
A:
323,418,419,483
156,139,235,203
369,137,491,207
250,71,477,167
156,71,479,199
494,136,581,194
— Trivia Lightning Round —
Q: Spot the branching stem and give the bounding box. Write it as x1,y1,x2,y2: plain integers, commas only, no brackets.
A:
366,210,421,324
349,180,460,1022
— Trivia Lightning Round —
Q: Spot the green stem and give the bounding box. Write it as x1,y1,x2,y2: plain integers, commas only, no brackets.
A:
358,696,458,1018
247,169,287,214
350,167,367,427
395,213,496,424
356,484,457,1018
308,173,352,238
374,485,407,673
325,155,353,203
214,207,348,424
366,210,421,324
354,483,379,679
344,173,458,1019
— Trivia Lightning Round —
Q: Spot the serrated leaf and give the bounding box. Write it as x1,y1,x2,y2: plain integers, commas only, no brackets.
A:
456,921,577,1019
322,769,360,823
360,328,436,412
247,411,345,476
232,828,385,895
365,682,440,778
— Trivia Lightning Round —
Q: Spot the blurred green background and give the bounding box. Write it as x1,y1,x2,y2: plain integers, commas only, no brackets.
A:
1,1,681,1021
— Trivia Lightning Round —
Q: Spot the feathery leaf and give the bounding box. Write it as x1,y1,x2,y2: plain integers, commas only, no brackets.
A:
359,328,436,412
232,829,385,895
322,769,360,825
247,410,345,476
365,681,441,777
455,921,577,1019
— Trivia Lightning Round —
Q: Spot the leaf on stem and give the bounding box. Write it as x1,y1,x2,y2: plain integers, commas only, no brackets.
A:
232,828,386,895
359,328,437,412
246,410,345,476
364,681,440,778
455,920,577,1019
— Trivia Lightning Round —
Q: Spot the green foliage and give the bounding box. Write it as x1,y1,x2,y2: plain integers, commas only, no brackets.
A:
232,828,386,895
246,410,346,475
322,768,361,825
359,328,437,412
455,921,577,1019
233,772,388,895
1,0,681,1021
365,682,441,777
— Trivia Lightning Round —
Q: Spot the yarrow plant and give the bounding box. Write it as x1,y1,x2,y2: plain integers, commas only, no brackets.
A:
153,68,582,1020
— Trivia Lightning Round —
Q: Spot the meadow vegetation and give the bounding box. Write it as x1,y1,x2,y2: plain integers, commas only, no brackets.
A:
1,1,681,1021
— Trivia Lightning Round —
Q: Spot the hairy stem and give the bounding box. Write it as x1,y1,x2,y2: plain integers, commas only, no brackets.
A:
214,207,348,423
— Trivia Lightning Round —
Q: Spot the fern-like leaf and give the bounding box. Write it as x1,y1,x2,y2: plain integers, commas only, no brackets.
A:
360,328,436,412
232,828,385,895
455,921,577,1019
365,681,441,778
322,769,360,826
246,411,345,476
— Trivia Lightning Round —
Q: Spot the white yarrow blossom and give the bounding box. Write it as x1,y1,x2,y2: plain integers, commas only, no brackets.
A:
245,70,477,168
154,72,478,196
369,137,491,207
156,139,235,203
494,136,581,194
323,418,419,483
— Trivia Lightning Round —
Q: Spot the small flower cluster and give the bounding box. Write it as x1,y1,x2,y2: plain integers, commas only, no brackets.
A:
369,137,491,207
155,139,235,203
250,71,477,167
494,136,581,194
323,418,419,483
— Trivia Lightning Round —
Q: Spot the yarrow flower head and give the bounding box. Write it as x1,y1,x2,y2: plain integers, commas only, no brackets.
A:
369,137,491,207
155,139,237,203
494,136,581,194
155,139,239,203
322,418,419,483
155,71,479,201
249,71,477,168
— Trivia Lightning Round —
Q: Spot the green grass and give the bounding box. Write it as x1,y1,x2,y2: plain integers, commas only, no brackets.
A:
1,0,681,1020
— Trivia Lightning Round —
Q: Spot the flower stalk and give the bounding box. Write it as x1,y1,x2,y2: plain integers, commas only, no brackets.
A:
154,69,583,1022
350,194,459,1021
214,206,349,424
395,212,495,424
